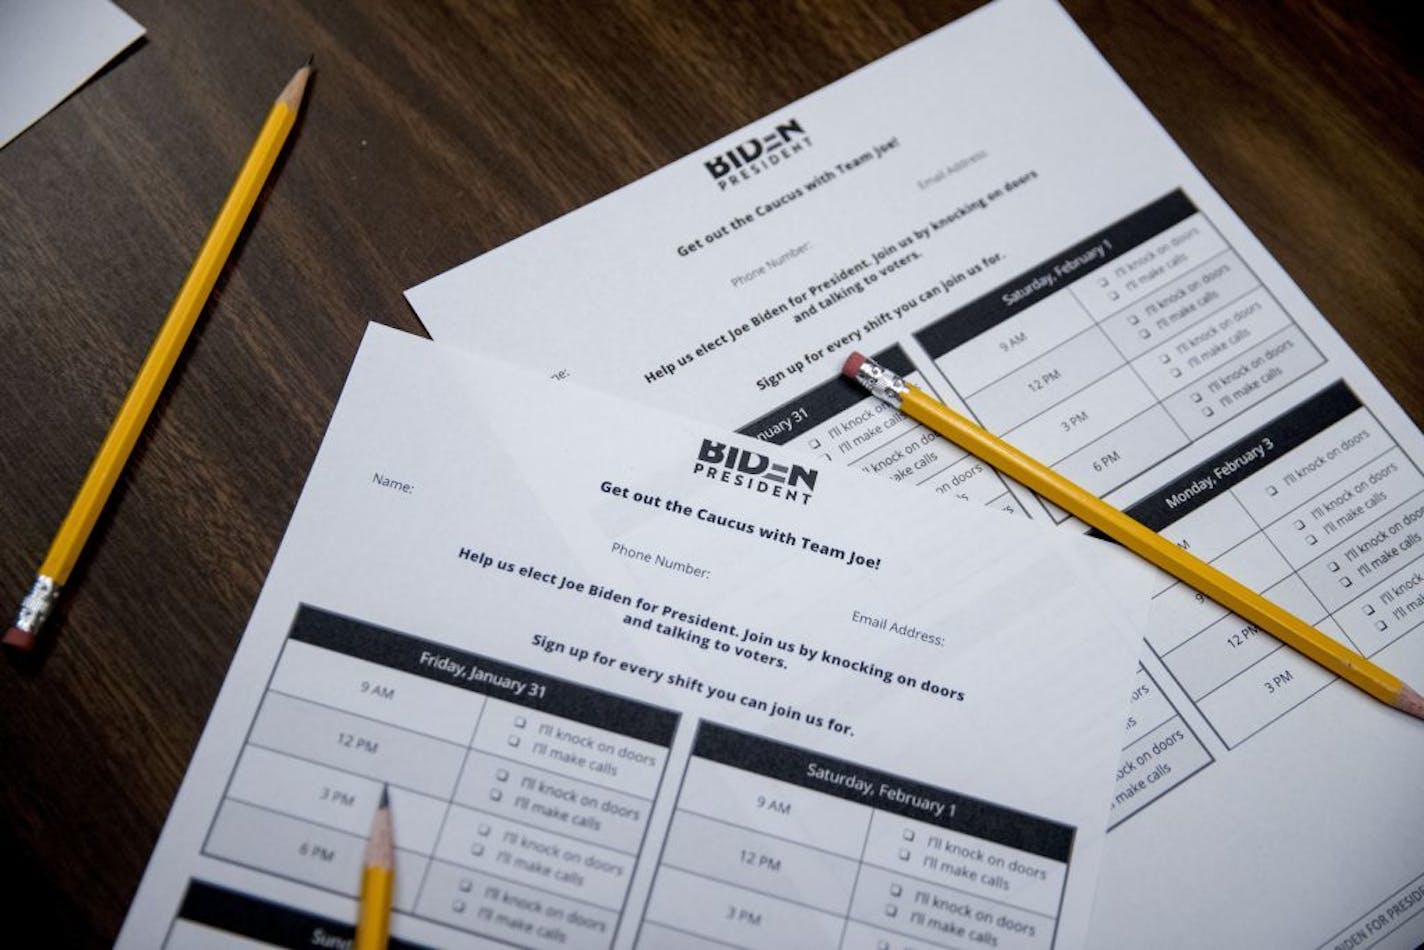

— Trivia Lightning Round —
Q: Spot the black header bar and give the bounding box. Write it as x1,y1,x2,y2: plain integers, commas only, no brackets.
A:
176,879,432,950
738,345,916,445
915,191,1198,358
1118,381,1363,532
290,606,680,747
692,722,1074,862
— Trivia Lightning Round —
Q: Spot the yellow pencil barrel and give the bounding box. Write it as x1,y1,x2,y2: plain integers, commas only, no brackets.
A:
8,65,310,652
898,386,1404,705
39,101,297,584
842,350,1417,716
355,866,393,950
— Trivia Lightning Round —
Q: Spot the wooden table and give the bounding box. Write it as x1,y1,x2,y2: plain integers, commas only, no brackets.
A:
1,1,1419,943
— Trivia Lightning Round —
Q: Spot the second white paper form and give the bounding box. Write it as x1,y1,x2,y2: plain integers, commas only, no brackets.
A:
118,326,1147,949
405,0,1424,947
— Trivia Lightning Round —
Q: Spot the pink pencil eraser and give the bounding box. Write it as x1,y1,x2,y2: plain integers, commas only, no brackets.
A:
843,352,866,379
3,626,36,651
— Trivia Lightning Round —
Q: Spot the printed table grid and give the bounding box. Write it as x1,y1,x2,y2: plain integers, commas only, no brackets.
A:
638,723,1073,950
198,606,679,950
920,200,1325,524
1139,400,1424,748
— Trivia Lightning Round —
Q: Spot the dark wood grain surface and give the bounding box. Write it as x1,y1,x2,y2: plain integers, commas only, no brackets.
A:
1,1,1419,942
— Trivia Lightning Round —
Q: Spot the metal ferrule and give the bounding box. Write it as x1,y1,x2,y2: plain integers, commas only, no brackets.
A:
853,357,909,408
14,574,59,635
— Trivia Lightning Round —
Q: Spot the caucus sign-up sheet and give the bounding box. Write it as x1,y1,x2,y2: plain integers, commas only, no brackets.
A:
405,0,1424,946
118,326,1147,949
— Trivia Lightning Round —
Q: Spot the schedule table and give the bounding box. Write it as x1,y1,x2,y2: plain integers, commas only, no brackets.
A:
639,724,1075,950
914,190,1325,520
192,607,679,949
737,188,1424,829
1122,381,1424,746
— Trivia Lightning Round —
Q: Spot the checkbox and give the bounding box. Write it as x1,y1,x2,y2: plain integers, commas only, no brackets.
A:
890,883,903,897
902,829,915,842
508,735,521,748
809,438,821,449
490,789,503,802
1108,291,1120,301
1363,604,1375,616
1158,354,1170,365
471,843,485,857
1139,329,1150,340
478,822,491,836
1327,561,1339,572
885,903,898,918
1202,407,1214,418
1170,368,1182,378
453,898,467,912
1294,519,1306,530
1340,577,1352,588
1266,485,1278,496
1098,277,1109,288
1128,314,1139,325
513,716,527,729
459,878,472,893
1306,535,1318,546
1191,392,1203,403
496,768,510,782
878,942,890,950
898,848,911,861
1376,620,1389,631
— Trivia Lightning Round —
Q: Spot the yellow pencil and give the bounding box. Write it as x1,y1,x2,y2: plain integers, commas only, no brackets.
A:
356,785,394,950
843,352,1424,721
6,59,313,652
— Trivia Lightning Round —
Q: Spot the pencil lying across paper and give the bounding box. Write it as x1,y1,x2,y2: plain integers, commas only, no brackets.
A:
5,60,313,652
356,784,394,950
842,352,1424,721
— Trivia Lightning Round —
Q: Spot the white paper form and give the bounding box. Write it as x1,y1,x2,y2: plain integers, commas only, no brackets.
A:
404,0,1424,946
0,0,143,148
119,325,1146,949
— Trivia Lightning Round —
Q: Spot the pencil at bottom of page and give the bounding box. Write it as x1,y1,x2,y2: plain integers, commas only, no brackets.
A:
356,785,393,950
842,351,1424,722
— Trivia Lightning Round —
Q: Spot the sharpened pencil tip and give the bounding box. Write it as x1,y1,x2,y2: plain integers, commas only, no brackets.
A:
1396,684,1424,721
379,783,389,808
303,54,314,70
278,58,315,110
